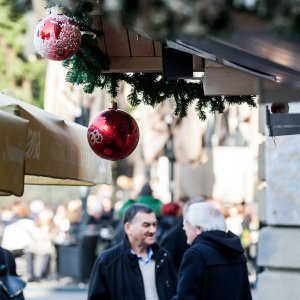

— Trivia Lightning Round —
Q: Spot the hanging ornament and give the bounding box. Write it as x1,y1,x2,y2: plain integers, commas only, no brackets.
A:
34,8,81,61
271,103,289,114
87,103,140,161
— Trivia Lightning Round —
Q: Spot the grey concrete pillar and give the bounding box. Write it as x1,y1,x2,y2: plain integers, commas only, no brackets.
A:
257,111,300,299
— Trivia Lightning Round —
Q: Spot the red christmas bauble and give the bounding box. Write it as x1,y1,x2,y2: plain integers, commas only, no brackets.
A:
34,13,81,61
87,108,140,161
271,103,289,114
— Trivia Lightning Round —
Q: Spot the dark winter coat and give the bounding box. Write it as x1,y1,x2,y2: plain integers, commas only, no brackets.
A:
0,246,25,300
0,247,17,275
160,218,190,271
88,237,177,300
172,230,252,300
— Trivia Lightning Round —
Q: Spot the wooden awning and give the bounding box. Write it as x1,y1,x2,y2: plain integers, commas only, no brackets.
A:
92,15,204,73
92,12,300,102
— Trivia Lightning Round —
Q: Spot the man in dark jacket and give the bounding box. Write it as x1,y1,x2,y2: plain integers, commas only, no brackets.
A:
159,218,189,271
0,246,25,300
88,203,177,300
0,246,18,276
173,202,252,300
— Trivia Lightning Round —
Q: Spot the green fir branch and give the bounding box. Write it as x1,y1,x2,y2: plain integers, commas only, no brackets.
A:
45,0,257,120
63,33,110,93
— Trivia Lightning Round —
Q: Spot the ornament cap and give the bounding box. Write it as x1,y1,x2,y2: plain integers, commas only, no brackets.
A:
111,100,118,109
47,6,64,15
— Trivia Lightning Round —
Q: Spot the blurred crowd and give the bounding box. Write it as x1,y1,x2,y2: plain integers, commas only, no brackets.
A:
0,182,259,286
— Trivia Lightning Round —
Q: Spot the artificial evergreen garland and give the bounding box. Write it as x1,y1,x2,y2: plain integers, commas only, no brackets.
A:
44,0,256,120
45,1,110,93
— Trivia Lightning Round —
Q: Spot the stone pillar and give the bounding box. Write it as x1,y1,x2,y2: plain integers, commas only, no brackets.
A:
257,104,300,299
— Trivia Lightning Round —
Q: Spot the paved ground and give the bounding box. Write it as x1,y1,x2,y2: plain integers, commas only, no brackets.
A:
23,280,88,300
23,280,258,300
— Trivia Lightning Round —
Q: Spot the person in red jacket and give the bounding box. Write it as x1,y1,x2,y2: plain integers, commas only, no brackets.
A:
173,202,252,300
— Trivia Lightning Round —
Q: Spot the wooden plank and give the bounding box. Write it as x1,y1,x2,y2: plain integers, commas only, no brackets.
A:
204,66,257,95
104,57,163,72
104,56,204,73
258,80,300,103
193,56,204,72
128,31,155,56
91,16,107,55
205,60,222,68
154,42,162,56
260,88,300,103
101,22,131,57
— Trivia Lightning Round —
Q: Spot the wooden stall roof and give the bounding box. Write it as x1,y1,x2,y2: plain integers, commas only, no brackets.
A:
92,15,204,73
91,11,300,101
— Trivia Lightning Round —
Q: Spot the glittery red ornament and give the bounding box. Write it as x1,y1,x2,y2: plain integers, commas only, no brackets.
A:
87,108,140,161
34,13,81,61
271,103,289,114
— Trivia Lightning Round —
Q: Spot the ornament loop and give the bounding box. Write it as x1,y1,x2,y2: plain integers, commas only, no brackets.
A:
81,31,97,39
46,5,64,15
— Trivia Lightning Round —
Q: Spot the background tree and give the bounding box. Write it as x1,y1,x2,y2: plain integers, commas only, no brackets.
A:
0,0,46,107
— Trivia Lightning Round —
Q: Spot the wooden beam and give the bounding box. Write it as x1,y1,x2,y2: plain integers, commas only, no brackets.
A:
204,63,257,95
102,56,204,73
128,31,156,56
204,62,300,100
104,57,163,72
257,80,300,103
193,56,204,72
154,42,162,56
102,23,131,57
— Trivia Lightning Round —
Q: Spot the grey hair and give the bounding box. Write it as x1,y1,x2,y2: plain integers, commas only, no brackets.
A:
186,202,227,232
182,196,205,217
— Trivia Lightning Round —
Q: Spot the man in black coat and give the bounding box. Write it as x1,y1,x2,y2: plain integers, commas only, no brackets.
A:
88,203,177,300
159,218,189,271
172,202,252,300
0,246,25,300
0,246,18,276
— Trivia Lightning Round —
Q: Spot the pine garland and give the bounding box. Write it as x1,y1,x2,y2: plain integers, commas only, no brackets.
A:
45,1,110,93
44,1,256,120
85,72,256,120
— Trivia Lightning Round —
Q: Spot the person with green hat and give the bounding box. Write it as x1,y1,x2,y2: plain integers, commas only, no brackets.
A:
136,183,162,217
117,198,136,219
